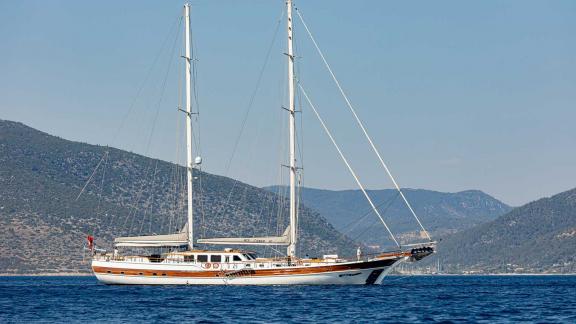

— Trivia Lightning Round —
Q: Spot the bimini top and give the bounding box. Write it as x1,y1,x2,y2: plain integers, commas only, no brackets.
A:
114,226,291,247
115,232,188,247
197,226,291,246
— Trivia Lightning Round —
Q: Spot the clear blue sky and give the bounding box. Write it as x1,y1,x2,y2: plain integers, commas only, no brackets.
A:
1,0,574,206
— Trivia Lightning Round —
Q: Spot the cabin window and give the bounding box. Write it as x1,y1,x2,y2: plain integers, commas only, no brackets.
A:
233,255,242,262
224,256,230,263
211,255,222,263
197,255,208,262
184,255,195,262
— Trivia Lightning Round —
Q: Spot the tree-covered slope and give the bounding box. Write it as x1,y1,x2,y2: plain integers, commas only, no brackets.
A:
435,187,576,273
265,186,511,247
0,119,358,274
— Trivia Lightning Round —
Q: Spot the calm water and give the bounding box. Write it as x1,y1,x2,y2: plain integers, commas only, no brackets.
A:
0,275,575,323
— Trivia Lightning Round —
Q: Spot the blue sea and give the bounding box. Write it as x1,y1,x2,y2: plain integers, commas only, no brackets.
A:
0,275,575,323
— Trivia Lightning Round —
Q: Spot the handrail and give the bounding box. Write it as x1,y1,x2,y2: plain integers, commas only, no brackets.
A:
91,243,435,265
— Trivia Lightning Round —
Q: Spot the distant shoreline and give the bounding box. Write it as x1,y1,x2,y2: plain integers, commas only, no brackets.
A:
0,273,574,277
398,273,576,276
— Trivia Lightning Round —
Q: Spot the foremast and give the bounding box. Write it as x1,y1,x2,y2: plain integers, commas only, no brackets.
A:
286,0,298,258
184,3,194,250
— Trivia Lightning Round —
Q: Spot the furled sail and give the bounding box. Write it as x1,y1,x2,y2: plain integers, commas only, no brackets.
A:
115,231,188,247
196,226,291,246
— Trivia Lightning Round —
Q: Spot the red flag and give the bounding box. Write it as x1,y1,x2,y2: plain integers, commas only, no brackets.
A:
87,235,94,250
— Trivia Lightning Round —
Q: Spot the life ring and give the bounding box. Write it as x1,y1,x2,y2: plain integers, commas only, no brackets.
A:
203,263,211,269
213,263,220,269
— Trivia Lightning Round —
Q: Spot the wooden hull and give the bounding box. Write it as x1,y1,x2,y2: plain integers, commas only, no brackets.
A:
92,257,406,285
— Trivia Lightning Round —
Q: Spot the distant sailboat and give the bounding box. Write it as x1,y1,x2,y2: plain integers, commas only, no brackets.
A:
91,1,435,285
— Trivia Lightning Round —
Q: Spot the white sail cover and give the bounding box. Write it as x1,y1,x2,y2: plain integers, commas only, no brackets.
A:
115,231,188,247
197,226,291,246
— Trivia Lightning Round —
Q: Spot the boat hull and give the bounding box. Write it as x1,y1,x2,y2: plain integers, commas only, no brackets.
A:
92,257,406,285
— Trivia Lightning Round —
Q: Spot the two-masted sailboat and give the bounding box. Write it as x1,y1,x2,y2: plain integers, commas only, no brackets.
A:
91,1,435,285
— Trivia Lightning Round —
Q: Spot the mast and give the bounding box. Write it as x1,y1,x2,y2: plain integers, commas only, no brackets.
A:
184,3,194,250
286,0,297,257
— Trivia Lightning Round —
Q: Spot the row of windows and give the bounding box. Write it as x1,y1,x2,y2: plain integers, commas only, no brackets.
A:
108,270,168,276
182,255,243,263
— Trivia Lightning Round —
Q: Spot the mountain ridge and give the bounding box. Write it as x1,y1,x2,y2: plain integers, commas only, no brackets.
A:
0,119,358,274
264,185,512,247
432,187,576,273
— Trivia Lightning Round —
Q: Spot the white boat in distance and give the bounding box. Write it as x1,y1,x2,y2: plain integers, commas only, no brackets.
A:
91,1,435,285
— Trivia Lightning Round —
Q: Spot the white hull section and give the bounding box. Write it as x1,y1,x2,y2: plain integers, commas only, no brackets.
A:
92,256,407,286
95,268,378,285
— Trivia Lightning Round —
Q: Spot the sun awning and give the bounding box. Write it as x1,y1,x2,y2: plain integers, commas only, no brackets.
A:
196,226,291,246
114,231,188,247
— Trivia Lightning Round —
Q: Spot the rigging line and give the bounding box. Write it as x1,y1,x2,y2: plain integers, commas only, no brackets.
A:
294,11,305,174
143,20,182,158
296,174,303,256
189,23,203,158
223,7,285,177
263,187,276,238
190,20,200,114
174,167,186,231
110,16,183,148
268,245,286,257
274,72,289,237
274,162,286,236
75,151,109,201
169,45,185,235
181,31,208,237
121,17,183,232
140,160,160,235
298,83,400,248
189,131,206,224
343,191,400,236
168,111,180,234
295,9,431,241
96,150,110,221
350,193,400,242
195,168,208,239
130,19,182,234
217,93,271,222
211,8,285,226
293,20,303,239
123,158,160,234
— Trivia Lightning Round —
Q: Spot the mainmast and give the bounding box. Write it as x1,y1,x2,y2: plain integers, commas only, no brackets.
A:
184,3,194,250
286,0,298,257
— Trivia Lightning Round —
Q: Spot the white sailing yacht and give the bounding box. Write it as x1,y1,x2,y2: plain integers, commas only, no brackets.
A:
91,1,435,285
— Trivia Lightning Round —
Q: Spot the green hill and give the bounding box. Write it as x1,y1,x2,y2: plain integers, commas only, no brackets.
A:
434,187,576,273
264,186,511,247
0,119,358,274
